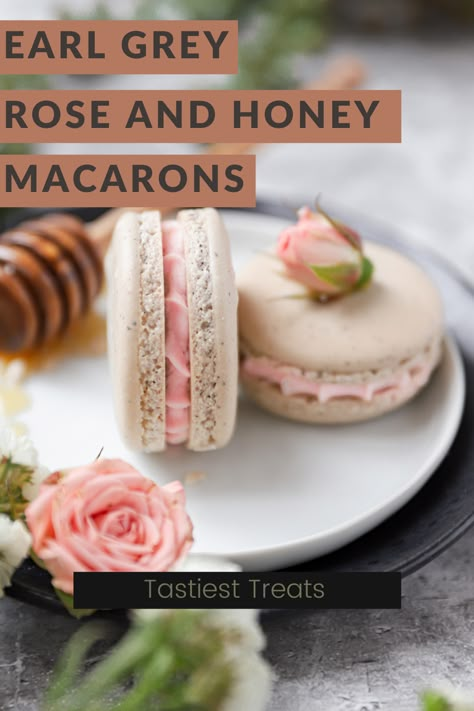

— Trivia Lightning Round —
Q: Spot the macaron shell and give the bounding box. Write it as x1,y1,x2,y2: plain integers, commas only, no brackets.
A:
107,210,166,452
180,208,238,451
237,242,444,374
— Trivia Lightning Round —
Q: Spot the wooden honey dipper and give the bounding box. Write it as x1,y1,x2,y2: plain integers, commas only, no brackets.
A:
0,56,366,355
0,208,130,353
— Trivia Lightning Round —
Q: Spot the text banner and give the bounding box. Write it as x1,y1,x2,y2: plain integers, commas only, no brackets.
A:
0,154,256,208
0,90,401,143
74,572,402,610
0,20,238,74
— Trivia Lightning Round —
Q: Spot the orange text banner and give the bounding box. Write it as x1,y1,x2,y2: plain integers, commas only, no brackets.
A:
0,154,256,208
0,21,238,74
0,90,402,143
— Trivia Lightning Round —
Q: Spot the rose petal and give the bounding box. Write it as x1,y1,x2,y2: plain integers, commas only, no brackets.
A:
25,459,194,595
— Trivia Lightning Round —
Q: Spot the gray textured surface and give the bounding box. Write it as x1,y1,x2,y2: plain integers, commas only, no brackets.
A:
1,10,474,710
1,532,473,711
263,532,474,710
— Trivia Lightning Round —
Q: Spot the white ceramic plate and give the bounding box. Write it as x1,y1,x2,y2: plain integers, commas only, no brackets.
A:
22,212,465,571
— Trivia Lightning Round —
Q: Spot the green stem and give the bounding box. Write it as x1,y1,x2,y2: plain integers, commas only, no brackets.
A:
0,457,12,489
57,626,162,710
43,623,111,708
112,647,175,711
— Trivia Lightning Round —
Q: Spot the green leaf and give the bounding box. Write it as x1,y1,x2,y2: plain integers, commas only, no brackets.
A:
27,554,96,618
420,690,451,711
0,456,36,520
355,256,374,290
315,198,362,250
310,262,359,288
54,587,96,619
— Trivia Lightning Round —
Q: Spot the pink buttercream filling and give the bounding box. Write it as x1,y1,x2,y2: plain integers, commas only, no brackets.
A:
242,355,432,404
162,220,191,445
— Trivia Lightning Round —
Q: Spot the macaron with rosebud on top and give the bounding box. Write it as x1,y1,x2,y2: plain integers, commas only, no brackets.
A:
237,204,444,424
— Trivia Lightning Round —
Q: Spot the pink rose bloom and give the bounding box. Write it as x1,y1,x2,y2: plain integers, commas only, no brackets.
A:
276,206,372,297
25,458,193,595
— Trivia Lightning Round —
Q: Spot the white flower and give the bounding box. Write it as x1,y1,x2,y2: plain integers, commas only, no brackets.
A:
208,607,267,652
0,426,38,468
203,606,272,711
220,645,273,711
0,514,31,597
22,464,49,502
0,426,48,502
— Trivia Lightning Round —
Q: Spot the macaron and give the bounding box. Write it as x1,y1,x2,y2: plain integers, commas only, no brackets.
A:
107,208,238,451
237,242,444,424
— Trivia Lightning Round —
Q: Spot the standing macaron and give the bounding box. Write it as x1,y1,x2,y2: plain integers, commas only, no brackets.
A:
107,208,238,451
237,206,444,424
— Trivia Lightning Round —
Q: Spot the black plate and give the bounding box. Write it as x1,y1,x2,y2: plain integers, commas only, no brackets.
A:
4,201,474,613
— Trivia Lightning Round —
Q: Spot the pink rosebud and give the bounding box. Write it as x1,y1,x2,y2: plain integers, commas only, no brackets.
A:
25,458,193,595
276,206,373,297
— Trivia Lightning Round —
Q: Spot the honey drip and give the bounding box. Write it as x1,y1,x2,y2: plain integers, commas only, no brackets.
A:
1,308,107,375
0,308,107,428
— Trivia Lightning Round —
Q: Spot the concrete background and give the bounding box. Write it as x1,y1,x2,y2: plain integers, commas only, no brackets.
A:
2,533,474,710
0,3,474,708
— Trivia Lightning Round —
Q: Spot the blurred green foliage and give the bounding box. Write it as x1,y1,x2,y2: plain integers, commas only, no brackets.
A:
61,0,329,89
60,0,474,87
0,74,50,157
0,75,51,215
144,0,328,88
